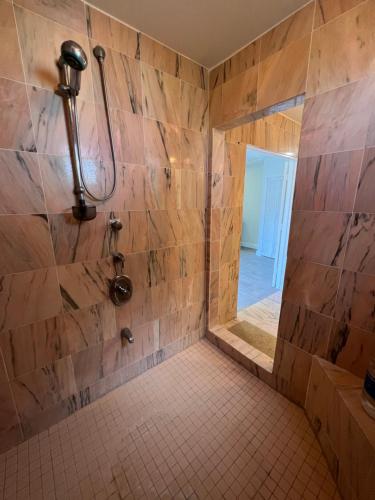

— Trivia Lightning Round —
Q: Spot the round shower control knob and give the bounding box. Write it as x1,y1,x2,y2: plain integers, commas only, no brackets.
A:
109,275,133,306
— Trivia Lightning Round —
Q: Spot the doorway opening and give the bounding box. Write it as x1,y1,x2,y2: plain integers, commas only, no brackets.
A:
227,103,303,361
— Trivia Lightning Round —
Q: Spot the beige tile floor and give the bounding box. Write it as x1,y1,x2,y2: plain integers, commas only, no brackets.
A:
237,292,282,337
0,341,340,500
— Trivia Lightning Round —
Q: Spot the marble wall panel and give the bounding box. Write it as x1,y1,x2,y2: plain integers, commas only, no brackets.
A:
0,0,24,81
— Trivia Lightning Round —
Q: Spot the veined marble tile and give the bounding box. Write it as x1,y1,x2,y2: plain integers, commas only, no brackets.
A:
314,0,366,28
28,87,99,158
0,150,45,214
0,315,68,379
328,320,375,378
111,211,149,254
0,78,35,152
91,44,142,114
0,0,24,81
278,300,332,356
224,142,246,177
181,128,207,171
17,0,86,33
335,270,375,332
257,36,310,111
0,268,62,332
159,309,183,347
108,108,144,164
344,213,375,276
122,321,159,365
219,260,238,323
147,209,183,249
71,342,103,391
116,285,153,330
355,147,375,213
15,6,93,100
124,251,150,289
141,64,181,125
148,246,181,287
180,170,205,209
299,76,375,157
139,34,179,76
39,155,110,214
179,55,207,89
209,63,224,90
11,355,77,420
181,81,208,133
223,40,260,84
308,1,375,97
143,118,181,169
0,214,55,274
63,301,116,354
260,2,314,61
222,65,258,123
0,358,22,452
180,209,205,244
57,258,114,311
222,175,243,208
113,163,148,211
273,339,312,406
151,279,183,318
284,259,339,316
294,150,363,212
288,211,351,267
146,166,180,210
209,84,223,128
49,212,110,265
86,6,139,59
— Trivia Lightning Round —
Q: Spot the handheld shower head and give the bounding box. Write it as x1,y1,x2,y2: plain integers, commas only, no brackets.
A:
61,40,88,71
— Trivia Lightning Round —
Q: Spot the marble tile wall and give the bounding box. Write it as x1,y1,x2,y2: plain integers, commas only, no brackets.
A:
0,0,208,451
207,0,375,409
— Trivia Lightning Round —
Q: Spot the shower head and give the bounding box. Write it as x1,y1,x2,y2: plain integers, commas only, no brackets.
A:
60,40,88,71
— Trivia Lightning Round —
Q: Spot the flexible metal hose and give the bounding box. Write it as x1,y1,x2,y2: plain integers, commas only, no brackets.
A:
77,50,117,202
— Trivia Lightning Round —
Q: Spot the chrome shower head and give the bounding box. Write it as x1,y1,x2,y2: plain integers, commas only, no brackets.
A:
60,40,88,71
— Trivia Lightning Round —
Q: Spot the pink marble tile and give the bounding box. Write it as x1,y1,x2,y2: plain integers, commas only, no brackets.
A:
0,78,35,151
0,315,68,379
15,5,92,100
328,321,375,378
0,268,62,332
28,86,99,158
17,0,86,33
86,6,139,59
143,118,181,169
141,64,181,125
344,213,375,276
299,76,375,157
284,259,339,316
294,150,363,212
181,128,207,171
335,270,375,332
288,211,351,267
180,81,208,133
0,0,24,81
278,300,332,356
354,147,375,213
0,214,55,274
0,150,45,214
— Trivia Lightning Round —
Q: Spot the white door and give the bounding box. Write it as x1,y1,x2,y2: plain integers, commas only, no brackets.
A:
257,176,283,259
273,159,297,289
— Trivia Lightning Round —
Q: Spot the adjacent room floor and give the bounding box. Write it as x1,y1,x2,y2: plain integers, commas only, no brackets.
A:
0,341,339,500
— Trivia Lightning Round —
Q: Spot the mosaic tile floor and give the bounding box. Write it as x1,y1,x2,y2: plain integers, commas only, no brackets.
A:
0,341,340,500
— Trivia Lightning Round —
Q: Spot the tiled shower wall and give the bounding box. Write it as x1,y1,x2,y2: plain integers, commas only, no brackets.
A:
208,0,375,404
0,0,208,451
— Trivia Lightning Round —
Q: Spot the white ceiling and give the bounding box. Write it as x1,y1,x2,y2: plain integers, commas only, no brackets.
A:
88,0,310,68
